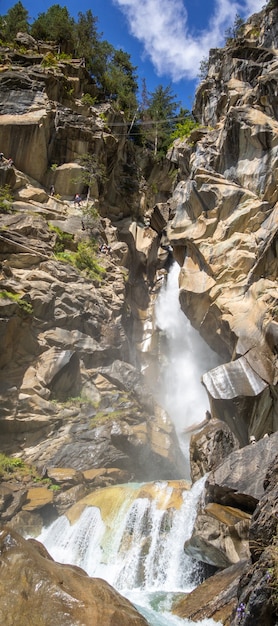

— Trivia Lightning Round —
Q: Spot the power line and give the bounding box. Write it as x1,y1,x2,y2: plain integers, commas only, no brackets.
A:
102,115,194,127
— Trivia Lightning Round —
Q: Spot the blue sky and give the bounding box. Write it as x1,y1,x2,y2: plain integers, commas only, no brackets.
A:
1,0,266,110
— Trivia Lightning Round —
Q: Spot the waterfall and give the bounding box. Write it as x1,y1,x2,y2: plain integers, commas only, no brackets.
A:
36,261,222,626
37,479,221,626
155,262,218,466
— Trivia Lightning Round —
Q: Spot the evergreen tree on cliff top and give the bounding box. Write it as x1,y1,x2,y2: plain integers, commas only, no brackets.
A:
1,1,29,40
30,4,75,52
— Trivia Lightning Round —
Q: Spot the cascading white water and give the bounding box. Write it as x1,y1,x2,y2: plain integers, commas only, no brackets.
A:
155,262,218,468
37,260,222,626
38,479,220,626
39,479,203,592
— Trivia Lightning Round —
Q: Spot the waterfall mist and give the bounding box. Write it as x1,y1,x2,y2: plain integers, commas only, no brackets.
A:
155,263,218,453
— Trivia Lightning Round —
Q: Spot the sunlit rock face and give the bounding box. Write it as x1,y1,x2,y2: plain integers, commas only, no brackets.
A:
0,527,148,626
167,5,278,443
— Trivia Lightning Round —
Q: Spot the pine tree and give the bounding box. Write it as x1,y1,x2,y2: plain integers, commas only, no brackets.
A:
140,84,180,156
2,1,29,40
31,5,75,53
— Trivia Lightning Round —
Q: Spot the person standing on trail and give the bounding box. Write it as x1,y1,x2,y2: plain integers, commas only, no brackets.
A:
74,193,82,207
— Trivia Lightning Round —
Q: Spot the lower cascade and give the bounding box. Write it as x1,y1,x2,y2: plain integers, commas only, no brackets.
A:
37,478,220,625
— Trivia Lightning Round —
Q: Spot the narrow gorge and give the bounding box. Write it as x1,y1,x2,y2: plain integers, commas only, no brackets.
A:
0,3,277,626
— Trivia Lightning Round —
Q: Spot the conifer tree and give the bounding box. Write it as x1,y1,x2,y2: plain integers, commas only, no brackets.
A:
2,1,29,40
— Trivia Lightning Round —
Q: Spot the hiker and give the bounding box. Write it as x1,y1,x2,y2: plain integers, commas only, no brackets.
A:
74,193,82,207
7,157,14,167
50,185,55,196
0,152,4,161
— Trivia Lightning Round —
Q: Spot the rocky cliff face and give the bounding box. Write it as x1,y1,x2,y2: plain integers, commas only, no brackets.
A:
167,4,278,446
0,5,278,625
0,37,184,530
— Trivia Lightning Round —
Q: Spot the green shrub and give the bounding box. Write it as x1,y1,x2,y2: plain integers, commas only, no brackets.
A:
55,242,105,282
75,242,106,281
55,250,76,264
0,184,13,213
170,117,200,142
48,224,74,253
41,52,58,68
81,93,97,107
49,484,61,491
57,52,72,61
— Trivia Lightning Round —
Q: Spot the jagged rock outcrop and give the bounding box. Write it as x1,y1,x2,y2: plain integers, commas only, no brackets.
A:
0,44,175,216
0,527,148,626
189,417,239,482
167,4,278,445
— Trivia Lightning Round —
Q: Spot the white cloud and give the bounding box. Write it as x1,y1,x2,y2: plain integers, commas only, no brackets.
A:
113,0,266,82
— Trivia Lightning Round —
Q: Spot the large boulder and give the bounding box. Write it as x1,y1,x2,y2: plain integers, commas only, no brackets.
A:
204,431,278,511
173,560,248,625
184,502,251,568
0,527,148,626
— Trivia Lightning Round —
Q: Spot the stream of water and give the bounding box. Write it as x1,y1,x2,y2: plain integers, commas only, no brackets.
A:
155,262,218,471
37,262,221,625
38,479,220,626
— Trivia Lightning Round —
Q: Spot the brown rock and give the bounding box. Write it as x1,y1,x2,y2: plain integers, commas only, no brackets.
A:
205,431,278,511
23,486,54,511
173,560,248,625
190,418,239,482
184,503,251,568
46,467,84,487
0,527,148,626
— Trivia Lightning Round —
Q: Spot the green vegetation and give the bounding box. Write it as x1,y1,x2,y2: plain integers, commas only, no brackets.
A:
81,93,97,107
30,4,75,51
48,224,74,253
0,290,33,314
55,241,106,282
75,242,106,280
49,483,61,491
138,84,181,157
76,153,107,201
225,13,245,44
41,51,58,68
0,184,13,213
0,1,29,40
1,2,200,148
170,112,200,142
0,453,26,478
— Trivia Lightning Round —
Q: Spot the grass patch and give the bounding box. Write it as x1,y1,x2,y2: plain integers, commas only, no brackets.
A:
0,452,25,478
0,290,33,314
